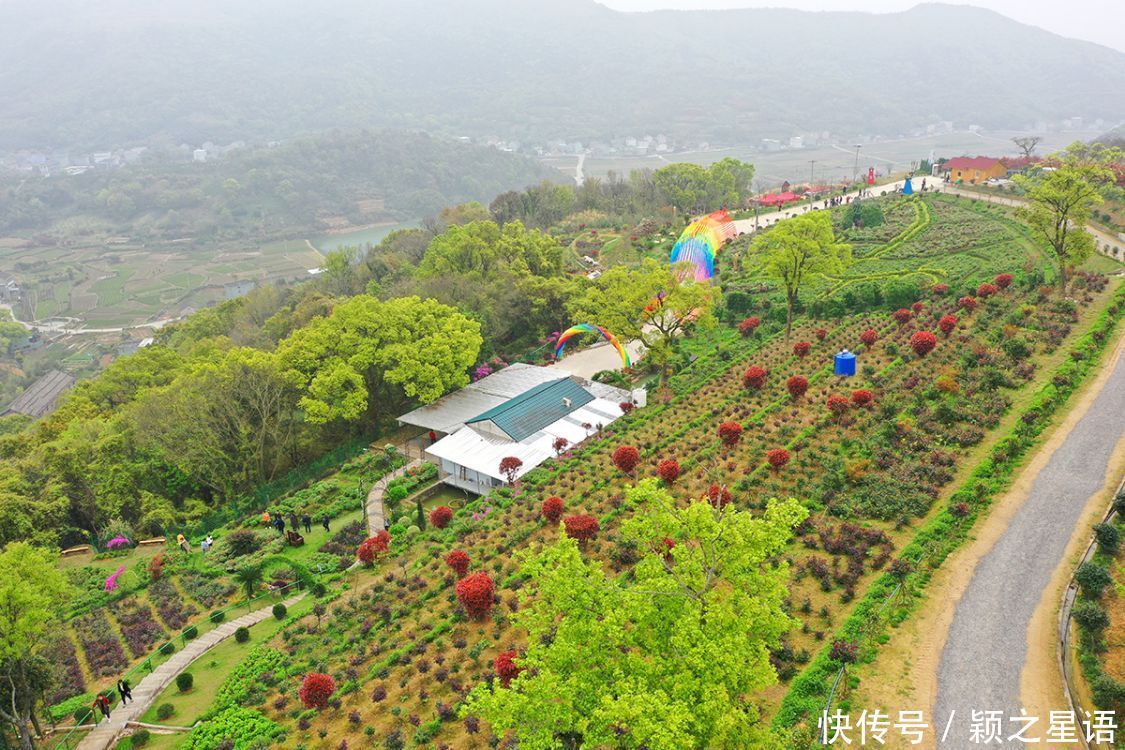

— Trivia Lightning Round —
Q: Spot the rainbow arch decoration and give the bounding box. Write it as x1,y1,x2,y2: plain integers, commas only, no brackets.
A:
554,324,632,368
669,209,737,282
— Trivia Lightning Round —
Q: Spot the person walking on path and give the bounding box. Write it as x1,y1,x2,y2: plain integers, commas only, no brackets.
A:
273,516,285,535
94,694,111,721
117,679,132,704
302,513,312,533
321,515,330,532
261,510,271,527
287,512,298,531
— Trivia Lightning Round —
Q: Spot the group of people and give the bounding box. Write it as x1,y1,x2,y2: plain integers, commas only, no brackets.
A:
175,533,213,554
91,678,133,722
261,509,328,535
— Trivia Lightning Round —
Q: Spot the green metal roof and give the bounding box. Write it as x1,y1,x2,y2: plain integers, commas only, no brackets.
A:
466,378,593,441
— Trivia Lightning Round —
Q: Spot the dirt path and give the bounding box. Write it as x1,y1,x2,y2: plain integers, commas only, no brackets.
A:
932,335,1125,744
853,333,1125,748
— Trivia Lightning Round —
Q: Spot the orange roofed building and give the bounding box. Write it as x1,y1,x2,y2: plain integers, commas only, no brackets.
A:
941,156,1007,184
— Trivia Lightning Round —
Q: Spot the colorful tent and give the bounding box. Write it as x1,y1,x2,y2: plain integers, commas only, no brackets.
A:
755,192,802,206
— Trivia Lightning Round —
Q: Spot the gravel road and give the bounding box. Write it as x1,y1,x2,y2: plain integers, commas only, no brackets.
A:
934,348,1125,746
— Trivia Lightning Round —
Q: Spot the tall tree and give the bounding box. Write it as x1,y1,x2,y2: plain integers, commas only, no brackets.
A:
1011,136,1041,159
752,212,851,340
277,295,482,423
1015,164,1108,294
465,480,804,749
0,543,70,750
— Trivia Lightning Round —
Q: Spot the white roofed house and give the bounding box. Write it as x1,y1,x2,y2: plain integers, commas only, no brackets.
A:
397,363,638,495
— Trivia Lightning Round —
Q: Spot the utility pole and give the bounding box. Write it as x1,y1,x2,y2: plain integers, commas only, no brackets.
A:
853,144,862,184
808,159,817,184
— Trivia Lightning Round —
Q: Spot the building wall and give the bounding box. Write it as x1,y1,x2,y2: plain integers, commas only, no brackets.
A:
438,458,498,496
949,163,1006,184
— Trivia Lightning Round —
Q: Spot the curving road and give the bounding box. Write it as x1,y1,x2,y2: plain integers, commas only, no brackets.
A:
934,343,1125,745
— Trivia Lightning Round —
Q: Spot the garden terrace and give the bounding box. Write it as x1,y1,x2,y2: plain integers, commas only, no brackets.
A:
231,270,1120,749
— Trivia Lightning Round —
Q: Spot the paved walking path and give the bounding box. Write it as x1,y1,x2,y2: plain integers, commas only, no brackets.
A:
934,343,1125,745
366,456,423,536
75,593,305,750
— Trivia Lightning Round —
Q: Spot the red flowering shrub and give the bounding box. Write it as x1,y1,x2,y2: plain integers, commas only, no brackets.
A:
743,365,767,390
910,330,938,357
552,436,569,456
541,496,565,524
429,506,453,529
563,515,600,545
148,554,167,580
718,421,743,447
299,673,337,710
851,389,874,408
704,484,732,508
657,459,681,484
612,445,641,474
994,273,1014,289
932,283,949,295
738,316,761,336
892,308,912,325
657,537,676,563
786,375,808,399
977,282,998,298
959,296,978,312
766,448,791,471
826,394,849,417
829,640,858,665
815,328,828,341
619,401,634,414
456,572,496,620
793,341,811,358
357,531,391,567
939,314,958,336
498,456,523,484
444,550,470,579
911,301,925,313
859,329,878,346
494,651,523,688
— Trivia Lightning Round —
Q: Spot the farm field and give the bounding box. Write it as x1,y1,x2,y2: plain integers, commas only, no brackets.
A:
127,194,1125,749
0,237,323,328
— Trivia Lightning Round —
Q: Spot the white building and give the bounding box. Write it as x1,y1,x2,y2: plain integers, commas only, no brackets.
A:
398,364,636,495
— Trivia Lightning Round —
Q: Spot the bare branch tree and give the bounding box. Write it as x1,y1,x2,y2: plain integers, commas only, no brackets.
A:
1012,136,1041,159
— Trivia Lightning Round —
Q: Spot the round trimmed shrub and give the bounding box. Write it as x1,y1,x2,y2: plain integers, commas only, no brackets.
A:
455,572,496,620
1094,523,1120,555
494,650,523,688
444,550,471,579
209,610,225,625
429,506,454,529
1073,600,1110,632
738,316,761,336
541,496,565,524
786,375,808,399
563,515,600,545
299,672,337,710
234,626,250,643
859,329,878,346
743,365,767,390
272,603,288,620
657,458,680,484
156,703,175,721
910,330,938,357
611,445,641,474
159,642,175,656
182,625,198,641
131,729,151,747
1076,562,1112,598
793,341,811,357
766,448,791,471
176,672,193,693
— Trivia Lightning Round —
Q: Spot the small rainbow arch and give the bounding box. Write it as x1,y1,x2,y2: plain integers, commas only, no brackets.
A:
554,324,632,368
669,209,737,282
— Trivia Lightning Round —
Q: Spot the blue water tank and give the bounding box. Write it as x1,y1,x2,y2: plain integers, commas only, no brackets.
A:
834,350,857,377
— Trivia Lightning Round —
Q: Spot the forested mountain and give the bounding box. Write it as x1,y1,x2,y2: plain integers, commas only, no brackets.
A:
2,0,1123,152
0,130,562,240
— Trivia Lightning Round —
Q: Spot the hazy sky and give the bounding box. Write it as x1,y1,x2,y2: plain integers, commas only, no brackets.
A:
597,0,1125,52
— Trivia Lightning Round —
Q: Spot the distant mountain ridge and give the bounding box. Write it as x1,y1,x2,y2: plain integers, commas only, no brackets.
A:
1,0,1123,151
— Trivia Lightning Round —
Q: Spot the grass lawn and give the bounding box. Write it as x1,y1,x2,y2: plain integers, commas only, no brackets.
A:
137,596,316,730
1080,252,1125,274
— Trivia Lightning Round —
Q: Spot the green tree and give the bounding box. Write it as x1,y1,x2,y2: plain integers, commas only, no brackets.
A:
0,543,71,750
277,295,482,423
465,480,804,749
751,212,851,340
566,259,717,368
653,163,710,214
235,564,264,600
1015,164,1108,294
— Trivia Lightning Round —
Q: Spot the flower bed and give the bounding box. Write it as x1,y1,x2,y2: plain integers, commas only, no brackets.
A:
110,597,168,658
73,610,129,678
47,636,86,704
149,577,197,631
179,570,237,609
